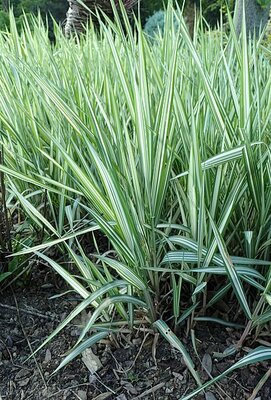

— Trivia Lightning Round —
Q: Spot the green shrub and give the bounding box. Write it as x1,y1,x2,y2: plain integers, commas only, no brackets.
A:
144,10,179,37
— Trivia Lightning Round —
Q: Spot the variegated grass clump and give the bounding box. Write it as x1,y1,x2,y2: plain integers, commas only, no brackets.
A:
0,4,270,398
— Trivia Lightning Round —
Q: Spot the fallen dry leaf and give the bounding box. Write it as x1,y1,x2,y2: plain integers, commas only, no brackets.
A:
205,392,217,400
82,348,102,374
202,353,212,375
44,348,52,363
77,390,87,400
116,395,128,400
93,392,112,400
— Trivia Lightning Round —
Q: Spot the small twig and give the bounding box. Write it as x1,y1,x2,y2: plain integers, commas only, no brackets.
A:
94,372,116,394
133,381,166,399
152,332,159,367
237,320,253,349
0,338,14,362
71,390,84,400
12,290,47,389
0,302,60,321
195,344,232,400
237,297,265,348
47,383,91,399
0,338,32,371
124,331,150,373
247,367,271,400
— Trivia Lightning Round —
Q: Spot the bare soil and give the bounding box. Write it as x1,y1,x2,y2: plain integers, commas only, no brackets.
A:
0,267,270,400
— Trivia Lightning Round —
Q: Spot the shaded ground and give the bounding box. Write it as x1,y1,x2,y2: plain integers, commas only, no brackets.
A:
0,267,270,400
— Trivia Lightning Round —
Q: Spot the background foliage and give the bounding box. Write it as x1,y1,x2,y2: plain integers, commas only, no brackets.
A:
0,0,67,30
0,1,236,31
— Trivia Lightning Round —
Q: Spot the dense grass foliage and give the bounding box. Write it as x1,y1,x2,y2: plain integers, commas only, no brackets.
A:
0,5,270,396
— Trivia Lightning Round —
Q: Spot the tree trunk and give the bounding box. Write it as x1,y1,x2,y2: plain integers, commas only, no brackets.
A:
234,0,271,36
65,0,137,37
65,1,89,37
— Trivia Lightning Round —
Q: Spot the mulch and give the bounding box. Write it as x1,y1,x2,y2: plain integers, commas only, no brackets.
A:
0,267,270,400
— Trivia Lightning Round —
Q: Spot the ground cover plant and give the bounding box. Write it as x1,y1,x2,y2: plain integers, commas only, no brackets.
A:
0,2,271,398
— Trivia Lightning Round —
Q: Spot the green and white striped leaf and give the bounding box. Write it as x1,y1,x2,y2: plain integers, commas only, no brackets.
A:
153,320,202,386
182,347,271,400
209,216,252,319
53,331,110,374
